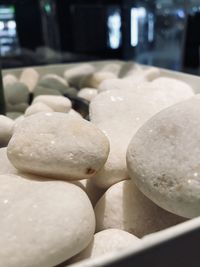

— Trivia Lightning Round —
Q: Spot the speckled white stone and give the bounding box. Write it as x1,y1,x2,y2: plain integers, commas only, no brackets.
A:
33,95,71,113
3,74,18,86
70,229,140,263
90,84,194,189
78,88,98,102
24,103,54,117
7,112,109,180
64,64,95,88
127,95,200,218
0,116,14,147
0,174,95,267
95,180,185,237
38,74,69,94
19,68,39,92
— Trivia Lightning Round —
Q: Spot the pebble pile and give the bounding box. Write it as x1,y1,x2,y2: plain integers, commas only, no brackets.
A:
0,61,198,267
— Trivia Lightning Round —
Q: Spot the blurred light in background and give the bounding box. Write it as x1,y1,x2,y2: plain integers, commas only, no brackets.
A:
107,7,122,50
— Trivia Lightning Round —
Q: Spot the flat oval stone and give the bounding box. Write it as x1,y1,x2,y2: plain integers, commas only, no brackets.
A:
7,112,109,180
78,88,98,102
0,174,95,267
19,68,39,92
63,64,95,88
38,74,69,94
24,103,54,117
33,95,71,112
95,180,185,237
127,95,200,218
0,115,14,147
70,229,140,264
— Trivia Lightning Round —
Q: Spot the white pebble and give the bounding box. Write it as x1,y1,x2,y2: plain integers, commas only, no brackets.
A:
24,103,54,117
81,71,116,89
33,95,71,113
70,229,140,263
64,64,95,88
0,174,95,267
95,180,185,237
78,88,98,102
38,74,69,94
8,112,110,180
19,68,39,92
127,95,200,218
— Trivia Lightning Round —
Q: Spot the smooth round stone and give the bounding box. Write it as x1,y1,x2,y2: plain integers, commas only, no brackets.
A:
7,112,110,180
38,74,69,94
33,95,71,113
127,95,200,218
77,88,98,102
4,82,29,105
34,86,62,97
95,180,185,237
0,174,95,267
63,64,95,88
19,68,39,92
3,74,18,86
0,115,14,147
70,229,140,263
24,103,54,117
0,147,18,175
81,71,116,89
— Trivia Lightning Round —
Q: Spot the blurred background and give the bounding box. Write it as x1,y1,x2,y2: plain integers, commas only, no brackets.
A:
0,0,199,73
